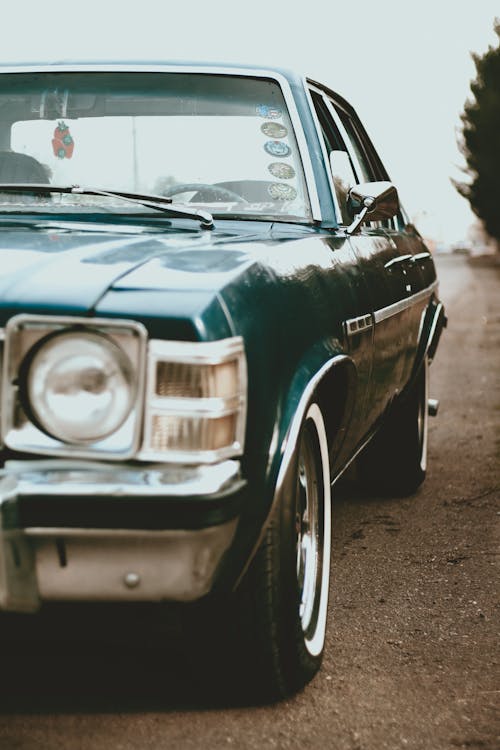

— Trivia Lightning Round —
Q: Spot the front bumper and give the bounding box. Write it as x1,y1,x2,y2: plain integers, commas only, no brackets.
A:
0,459,244,613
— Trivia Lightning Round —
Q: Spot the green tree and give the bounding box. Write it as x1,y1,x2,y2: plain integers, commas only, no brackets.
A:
456,20,500,245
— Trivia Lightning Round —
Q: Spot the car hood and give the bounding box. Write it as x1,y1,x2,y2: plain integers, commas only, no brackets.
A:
0,220,284,328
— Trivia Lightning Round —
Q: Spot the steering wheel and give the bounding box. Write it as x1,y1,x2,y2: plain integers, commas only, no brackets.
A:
161,183,249,203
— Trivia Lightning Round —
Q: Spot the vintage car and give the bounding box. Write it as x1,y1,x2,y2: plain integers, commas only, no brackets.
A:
0,62,445,700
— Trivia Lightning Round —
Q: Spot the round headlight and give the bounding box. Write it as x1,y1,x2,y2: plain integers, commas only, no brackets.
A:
25,330,136,444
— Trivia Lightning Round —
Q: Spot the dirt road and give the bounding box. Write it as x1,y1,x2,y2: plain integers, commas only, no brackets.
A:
0,253,498,750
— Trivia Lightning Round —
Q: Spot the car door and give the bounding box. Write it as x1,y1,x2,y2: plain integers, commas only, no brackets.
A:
331,97,437,399
308,86,375,449
312,84,425,428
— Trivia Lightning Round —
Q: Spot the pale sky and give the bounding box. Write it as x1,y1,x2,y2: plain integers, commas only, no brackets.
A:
2,0,499,243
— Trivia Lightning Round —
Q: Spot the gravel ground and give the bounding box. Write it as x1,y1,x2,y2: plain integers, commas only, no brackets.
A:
0,253,498,750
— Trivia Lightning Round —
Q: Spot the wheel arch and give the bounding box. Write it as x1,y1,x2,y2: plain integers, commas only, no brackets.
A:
234,350,356,589
414,299,446,374
273,352,357,487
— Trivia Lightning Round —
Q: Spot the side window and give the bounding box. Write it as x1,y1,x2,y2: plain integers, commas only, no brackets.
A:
331,101,398,229
332,105,376,184
331,101,406,229
310,90,358,225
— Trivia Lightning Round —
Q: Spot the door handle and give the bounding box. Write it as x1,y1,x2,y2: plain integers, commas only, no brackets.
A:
384,254,413,270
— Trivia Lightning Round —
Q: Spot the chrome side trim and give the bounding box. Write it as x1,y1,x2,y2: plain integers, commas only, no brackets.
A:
345,280,438,335
374,297,411,324
374,281,438,324
0,63,321,224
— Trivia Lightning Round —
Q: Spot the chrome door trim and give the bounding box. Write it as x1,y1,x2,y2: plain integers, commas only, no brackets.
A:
303,79,343,224
343,280,439,332
373,281,439,325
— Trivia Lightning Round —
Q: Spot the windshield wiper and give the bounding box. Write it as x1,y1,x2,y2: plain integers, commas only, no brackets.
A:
0,184,214,229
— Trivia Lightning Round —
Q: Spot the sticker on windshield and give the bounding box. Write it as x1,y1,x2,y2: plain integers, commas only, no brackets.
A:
52,121,74,159
256,105,283,120
264,140,291,158
261,122,288,138
268,162,296,180
268,183,297,201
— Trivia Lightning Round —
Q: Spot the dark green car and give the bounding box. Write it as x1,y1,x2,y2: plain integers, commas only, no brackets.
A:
0,63,445,700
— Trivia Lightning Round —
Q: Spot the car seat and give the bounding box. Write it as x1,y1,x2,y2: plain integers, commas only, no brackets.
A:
0,151,50,184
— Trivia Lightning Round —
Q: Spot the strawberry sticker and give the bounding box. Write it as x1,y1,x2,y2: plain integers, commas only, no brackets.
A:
52,121,74,159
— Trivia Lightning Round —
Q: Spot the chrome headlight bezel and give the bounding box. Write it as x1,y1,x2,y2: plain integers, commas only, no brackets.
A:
1,314,147,460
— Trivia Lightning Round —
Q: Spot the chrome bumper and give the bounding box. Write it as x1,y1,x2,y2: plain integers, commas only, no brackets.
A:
0,459,242,613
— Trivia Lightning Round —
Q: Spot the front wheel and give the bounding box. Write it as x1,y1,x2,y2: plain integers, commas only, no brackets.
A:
184,402,332,702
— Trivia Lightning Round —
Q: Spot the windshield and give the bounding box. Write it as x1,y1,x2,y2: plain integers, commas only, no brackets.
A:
0,71,311,222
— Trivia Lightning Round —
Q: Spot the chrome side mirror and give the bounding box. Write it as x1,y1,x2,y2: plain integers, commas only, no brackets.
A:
346,181,399,235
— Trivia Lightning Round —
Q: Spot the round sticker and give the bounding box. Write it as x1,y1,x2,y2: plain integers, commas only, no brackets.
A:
256,104,283,119
268,162,296,180
264,140,292,158
261,122,288,138
268,183,298,201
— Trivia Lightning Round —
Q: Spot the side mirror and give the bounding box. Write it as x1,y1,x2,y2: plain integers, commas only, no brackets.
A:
346,181,399,235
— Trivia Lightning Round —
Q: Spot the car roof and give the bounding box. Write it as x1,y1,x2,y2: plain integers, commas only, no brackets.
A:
0,60,306,86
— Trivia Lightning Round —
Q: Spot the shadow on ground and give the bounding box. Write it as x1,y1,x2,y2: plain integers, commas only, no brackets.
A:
0,478,391,716
0,602,203,714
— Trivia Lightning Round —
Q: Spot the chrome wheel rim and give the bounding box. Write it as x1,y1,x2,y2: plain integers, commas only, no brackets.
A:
294,404,331,657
